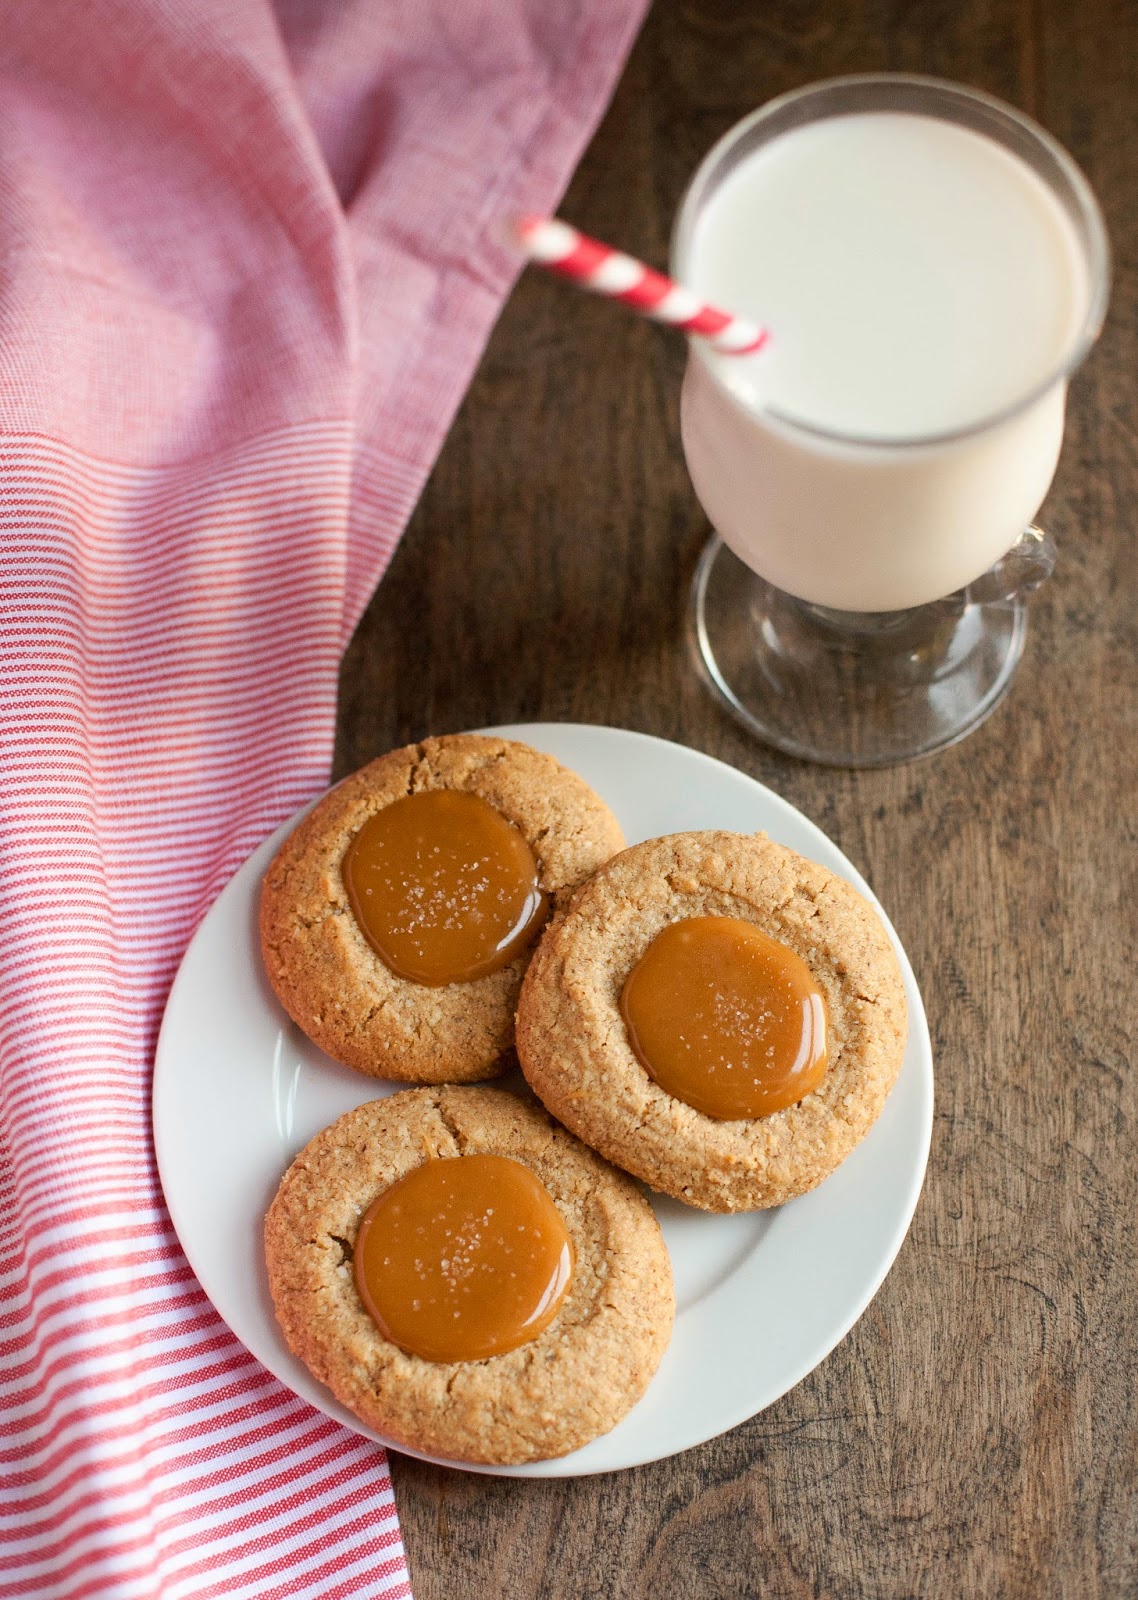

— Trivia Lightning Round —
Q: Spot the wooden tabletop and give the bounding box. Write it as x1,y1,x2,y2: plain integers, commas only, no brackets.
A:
333,2,1137,1594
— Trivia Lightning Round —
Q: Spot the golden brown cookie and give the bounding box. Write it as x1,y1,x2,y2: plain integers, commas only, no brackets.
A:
259,735,624,1082
516,831,908,1212
264,1086,674,1465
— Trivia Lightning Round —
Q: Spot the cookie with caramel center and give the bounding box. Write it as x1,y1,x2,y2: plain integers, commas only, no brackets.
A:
516,831,908,1212
264,1087,674,1465
259,735,624,1082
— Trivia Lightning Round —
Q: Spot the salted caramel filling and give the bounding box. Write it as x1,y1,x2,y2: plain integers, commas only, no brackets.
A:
342,790,549,986
354,1153,574,1363
620,914,828,1121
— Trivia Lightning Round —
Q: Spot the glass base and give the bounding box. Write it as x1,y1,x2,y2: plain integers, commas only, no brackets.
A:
688,537,1027,767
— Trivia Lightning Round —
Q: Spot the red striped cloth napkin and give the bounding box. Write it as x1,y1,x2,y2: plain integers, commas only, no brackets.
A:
0,3,647,1594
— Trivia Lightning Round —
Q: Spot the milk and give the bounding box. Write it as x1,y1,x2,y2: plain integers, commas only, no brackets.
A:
678,112,1092,612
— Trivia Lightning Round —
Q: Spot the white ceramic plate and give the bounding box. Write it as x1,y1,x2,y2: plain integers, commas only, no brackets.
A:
154,724,933,1477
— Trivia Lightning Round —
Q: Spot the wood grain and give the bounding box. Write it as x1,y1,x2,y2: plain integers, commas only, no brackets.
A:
334,1,1138,1593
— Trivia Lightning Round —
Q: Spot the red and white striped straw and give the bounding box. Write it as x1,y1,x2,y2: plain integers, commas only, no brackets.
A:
516,215,770,355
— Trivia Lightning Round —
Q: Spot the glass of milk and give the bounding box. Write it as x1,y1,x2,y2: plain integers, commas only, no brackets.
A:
673,76,1109,766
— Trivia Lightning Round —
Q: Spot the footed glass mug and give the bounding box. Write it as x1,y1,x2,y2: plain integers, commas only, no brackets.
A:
673,76,1109,767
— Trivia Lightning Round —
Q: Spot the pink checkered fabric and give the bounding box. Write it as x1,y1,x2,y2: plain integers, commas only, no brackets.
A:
0,2,646,1594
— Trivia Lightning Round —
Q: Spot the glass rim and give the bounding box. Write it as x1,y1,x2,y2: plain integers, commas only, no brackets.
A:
670,73,1112,451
